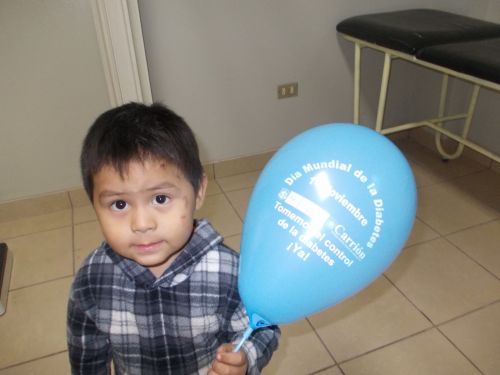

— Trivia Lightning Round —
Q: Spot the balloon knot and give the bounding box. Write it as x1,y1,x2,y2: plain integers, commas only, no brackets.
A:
250,313,272,330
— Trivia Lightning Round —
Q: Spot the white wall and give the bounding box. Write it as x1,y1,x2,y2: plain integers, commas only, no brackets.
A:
139,0,500,164
0,0,110,202
1,1,498,203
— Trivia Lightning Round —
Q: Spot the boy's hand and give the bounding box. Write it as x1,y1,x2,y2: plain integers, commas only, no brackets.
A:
208,343,248,375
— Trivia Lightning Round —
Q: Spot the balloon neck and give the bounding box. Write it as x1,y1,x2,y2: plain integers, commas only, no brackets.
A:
249,312,272,330
234,313,271,352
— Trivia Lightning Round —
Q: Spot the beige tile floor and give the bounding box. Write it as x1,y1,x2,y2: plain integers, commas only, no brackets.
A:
1,136,499,374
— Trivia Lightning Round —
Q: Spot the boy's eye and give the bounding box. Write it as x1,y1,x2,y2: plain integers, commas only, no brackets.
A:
153,194,169,205
111,200,128,211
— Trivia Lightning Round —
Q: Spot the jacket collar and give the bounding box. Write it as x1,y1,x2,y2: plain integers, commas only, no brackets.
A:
105,219,223,289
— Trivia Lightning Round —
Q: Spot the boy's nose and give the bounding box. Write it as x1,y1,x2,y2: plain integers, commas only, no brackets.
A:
131,207,156,233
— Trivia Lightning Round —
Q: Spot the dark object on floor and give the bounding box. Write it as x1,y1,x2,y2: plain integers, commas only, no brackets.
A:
0,243,13,315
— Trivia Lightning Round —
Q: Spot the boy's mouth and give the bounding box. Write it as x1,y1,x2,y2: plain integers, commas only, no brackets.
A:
134,241,164,253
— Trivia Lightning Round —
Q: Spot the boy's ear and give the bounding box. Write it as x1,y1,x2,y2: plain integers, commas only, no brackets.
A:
195,174,208,210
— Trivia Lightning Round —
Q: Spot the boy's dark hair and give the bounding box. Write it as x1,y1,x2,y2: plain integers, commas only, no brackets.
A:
81,102,203,201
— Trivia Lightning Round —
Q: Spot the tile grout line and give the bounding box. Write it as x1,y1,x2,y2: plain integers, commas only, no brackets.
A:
404,215,500,275
382,272,435,324
213,179,246,223
383,266,499,374
435,298,500,328
214,172,259,195
304,317,344,374
0,223,74,242
443,216,500,238
0,349,68,372
442,232,500,281
213,165,265,181
433,296,500,375
335,326,436,366
215,169,262,182
307,364,343,375
383,251,500,327
9,274,74,293
435,325,486,375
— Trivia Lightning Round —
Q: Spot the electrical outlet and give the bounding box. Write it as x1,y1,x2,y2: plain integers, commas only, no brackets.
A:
277,82,298,99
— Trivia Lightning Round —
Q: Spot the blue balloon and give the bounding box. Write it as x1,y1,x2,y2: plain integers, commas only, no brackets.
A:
238,124,416,330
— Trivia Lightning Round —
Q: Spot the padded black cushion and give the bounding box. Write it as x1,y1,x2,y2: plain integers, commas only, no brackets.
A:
337,9,500,55
418,37,500,84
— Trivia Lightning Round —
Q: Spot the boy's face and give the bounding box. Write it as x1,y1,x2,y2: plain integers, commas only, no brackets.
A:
92,158,207,278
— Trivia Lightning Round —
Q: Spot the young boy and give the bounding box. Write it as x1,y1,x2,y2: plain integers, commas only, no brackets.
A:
67,102,280,374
